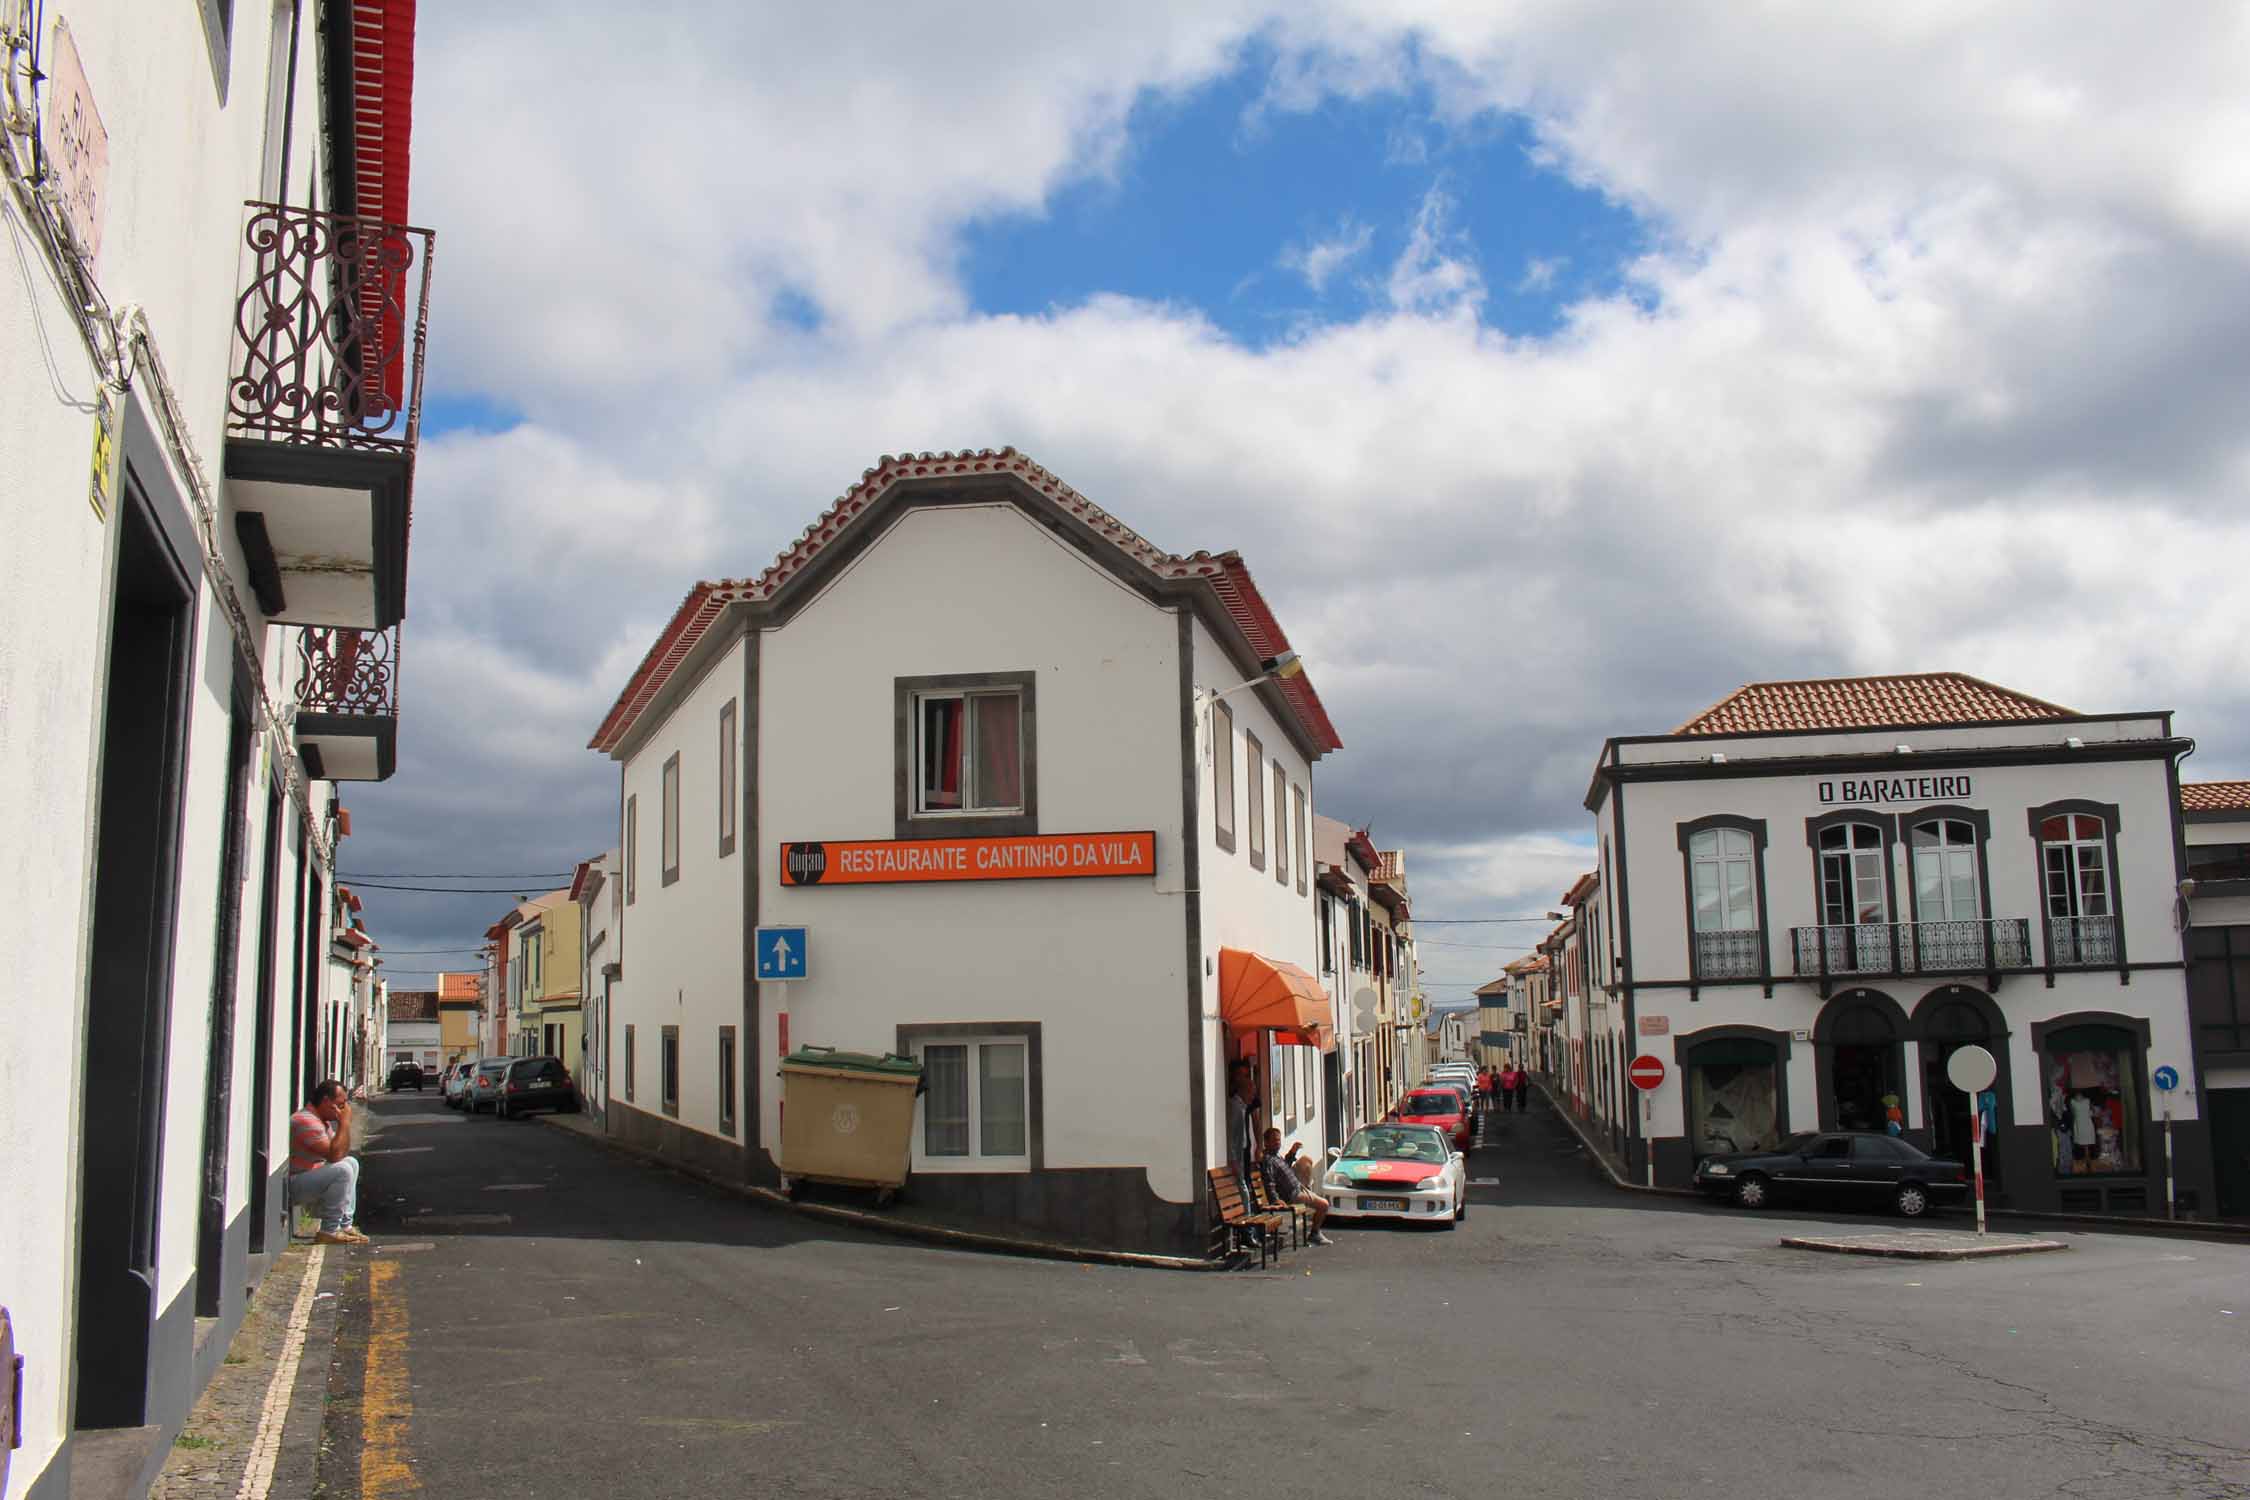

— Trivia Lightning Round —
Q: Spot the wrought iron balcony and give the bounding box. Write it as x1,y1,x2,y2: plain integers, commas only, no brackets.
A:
1790,919,2035,986
224,201,434,632
293,626,398,782
1693,928,1764,980
2048,915,2118,968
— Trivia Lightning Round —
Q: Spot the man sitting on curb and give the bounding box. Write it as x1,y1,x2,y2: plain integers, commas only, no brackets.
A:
1260,1128,1334,1246
289,1080,370,1245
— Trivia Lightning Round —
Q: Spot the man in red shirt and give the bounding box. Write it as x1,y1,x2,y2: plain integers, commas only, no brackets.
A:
288,1080,369,1245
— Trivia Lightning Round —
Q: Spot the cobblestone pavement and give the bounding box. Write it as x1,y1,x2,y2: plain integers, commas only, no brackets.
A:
147,1240,317,1499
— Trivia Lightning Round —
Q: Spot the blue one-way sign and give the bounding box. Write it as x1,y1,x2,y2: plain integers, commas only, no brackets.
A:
756,925,809,981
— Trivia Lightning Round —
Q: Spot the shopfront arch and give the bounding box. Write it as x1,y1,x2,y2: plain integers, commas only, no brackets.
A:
2028,1012,2152,1183
1813,988,1911,1132
1672,1024,1792,1160
1912,984,2014,1178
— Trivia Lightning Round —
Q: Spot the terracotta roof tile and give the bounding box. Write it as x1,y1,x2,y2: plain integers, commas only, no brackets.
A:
437,971,480,1003
1673,672,2075,736
387,989,438,1023
588,449,1341,758
2182,781,2250,814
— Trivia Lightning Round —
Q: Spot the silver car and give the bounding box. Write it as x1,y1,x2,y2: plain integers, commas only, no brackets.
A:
442,1062,474,1108
465,1057,511,1114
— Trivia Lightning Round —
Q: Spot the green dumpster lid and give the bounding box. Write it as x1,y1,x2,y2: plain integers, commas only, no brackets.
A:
780,1045,921,1078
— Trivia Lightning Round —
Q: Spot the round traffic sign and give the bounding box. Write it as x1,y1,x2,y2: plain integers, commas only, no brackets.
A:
1945,1043,1997,1094
1627,1054,1666,1092
2153,1065,2180,1092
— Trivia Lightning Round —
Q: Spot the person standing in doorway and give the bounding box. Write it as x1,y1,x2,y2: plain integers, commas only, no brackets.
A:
289,1080,369,1245
1227,1058,1258,1184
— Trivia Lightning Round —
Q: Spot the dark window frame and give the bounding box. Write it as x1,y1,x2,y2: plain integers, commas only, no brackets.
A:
1245,732,1266,872
2188,924,2250,1057
1273,762,1289,887
718,700,737,858
625,795,638,905
1213,699,1236,853
2028,1011,2151,1180
893,671,1038,840
1292,784,1308,897
2027,799,2128,979
1804,809,1901,928
896,1021,1044,1171
660,1024,680,1118
1899,804,1995,926
661,753,681,887
1674,814,1772,998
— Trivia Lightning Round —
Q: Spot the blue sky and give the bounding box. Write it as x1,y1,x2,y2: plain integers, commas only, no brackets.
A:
960,54,1648,344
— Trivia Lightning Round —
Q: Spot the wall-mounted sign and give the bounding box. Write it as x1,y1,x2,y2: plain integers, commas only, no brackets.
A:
1637,1014,1670,1036
1817,774,1973,806
42,17,109,272
779,831,1156,887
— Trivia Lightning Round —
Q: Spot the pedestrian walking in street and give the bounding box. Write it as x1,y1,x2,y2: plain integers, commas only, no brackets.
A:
1262,1128,1334,1244
288,1080,370,1245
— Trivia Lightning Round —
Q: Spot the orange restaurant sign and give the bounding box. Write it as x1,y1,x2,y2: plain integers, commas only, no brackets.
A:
780,832,1156,887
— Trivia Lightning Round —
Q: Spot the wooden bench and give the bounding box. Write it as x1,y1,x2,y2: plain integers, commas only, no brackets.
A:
1208,1166,1285,1268
1247,1161,1313,1248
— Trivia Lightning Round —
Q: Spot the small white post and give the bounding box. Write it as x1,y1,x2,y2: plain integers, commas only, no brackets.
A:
1644,1090,1655,1189
1970,1094,1987,1236
2164,1096,2176,1220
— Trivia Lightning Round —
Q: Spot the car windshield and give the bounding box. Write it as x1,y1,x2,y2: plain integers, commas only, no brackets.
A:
1402,1093,1460,1115
1341,1127,1449,1163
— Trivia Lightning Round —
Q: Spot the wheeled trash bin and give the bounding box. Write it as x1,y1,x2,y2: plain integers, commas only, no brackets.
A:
777,1046,923,1206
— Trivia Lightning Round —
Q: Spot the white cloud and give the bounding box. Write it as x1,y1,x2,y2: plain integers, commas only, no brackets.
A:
1514,255,1564,293
1279,217,1375,293
349,1,2250,957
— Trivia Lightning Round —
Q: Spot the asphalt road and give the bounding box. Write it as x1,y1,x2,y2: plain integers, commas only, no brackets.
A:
330,1094,2250,1500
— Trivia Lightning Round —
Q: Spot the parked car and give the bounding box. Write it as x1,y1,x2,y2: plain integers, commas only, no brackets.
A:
496,1056,577,1118
465,1057,512,1114
1391,1087,1472,1150
386,1061,424,1092
1319,1123,1465,1227
442,1062,474,1108
1694,1131,1968,1217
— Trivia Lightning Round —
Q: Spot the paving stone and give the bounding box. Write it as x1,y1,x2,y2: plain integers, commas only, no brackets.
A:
147,1246,314,1499
1778,1229,2069,1259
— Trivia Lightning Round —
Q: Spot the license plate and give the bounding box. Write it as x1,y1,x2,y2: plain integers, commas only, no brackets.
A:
1358,1196,1408,1212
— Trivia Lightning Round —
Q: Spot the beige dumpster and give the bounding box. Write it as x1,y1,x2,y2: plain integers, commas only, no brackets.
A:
777,1046,923,1205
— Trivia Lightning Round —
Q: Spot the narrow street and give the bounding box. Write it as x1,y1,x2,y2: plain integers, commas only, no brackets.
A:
316,1094,2250,1500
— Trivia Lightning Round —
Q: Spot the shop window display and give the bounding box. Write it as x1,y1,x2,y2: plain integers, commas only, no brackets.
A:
2043,1026,2141,1175
1686,1041,1782,1157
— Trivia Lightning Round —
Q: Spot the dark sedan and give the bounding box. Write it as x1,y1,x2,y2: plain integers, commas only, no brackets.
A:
496,1056,578,1119
1694,1131,1967,1217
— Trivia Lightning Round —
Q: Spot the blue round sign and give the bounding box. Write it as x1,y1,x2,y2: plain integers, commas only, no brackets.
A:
2153,1065,2180,1092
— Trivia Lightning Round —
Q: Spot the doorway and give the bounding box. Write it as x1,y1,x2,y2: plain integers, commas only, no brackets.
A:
1919,991,2006,1192
247,781,284,1254
195,671,255,1316
75,471,200,1428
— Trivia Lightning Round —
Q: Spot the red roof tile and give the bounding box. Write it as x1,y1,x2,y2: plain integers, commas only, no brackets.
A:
436,971,480,1003
2182,781,2250,814
1673,672,2075,736
588,450,1342,758
387,989,437,1023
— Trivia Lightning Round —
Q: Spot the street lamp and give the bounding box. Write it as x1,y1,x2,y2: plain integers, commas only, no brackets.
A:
1195,652,1307,765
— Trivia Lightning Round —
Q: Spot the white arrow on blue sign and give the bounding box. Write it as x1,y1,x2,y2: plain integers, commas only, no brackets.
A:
755,925,809,982
2153,1065,2180,1092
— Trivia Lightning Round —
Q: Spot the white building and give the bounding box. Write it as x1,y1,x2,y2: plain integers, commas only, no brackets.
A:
386,989,442,1076
573,849,622,1112
1313,815,1380,1137
0,0,434,1491
2182,781,2250,1216
1587,673,2216,1216
588,450,1344,1255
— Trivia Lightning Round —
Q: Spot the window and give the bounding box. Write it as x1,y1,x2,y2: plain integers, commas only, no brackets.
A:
2189,926,2250,1054
661,753,681,886
1818,823,1889,926
625,795,638,905
718,701,737,858
1684,823,1762,980
2041,1024,2141,1176
1911,819,1981,921
895,672,1036,838
623,1025,636,1103
1213,700,1235,852
1319,896,1335,974
1348,897,1364,969
1245,733,1266,870
196,0,233,100
1292,786,1309,897
1273,763,1289,887
911,1034,1032,1169
718,1026,737,1136
2189,842,2250,882
2039,812,2115,965
660,1025,680,1117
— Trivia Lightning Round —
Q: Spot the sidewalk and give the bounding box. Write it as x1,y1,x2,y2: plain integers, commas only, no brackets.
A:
534,1108,1222,1272
1533,1074,2250,1243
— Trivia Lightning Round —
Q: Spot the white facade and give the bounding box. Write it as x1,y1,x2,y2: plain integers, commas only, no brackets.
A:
2182,797,2250,1217
576,849,621,1113
0,2,429,1490
596,459,1339,1254
1592,709,2216,1214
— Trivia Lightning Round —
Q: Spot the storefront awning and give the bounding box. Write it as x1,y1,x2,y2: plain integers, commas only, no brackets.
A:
1218,948,1334,1051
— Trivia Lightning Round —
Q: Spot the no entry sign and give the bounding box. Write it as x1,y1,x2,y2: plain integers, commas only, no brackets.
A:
1627,1054,1666,1092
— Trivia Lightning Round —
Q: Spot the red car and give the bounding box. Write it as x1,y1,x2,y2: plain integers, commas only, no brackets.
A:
1393,1087,1472,1150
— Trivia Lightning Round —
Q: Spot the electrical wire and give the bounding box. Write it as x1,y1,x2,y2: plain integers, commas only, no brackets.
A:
339,871,574,881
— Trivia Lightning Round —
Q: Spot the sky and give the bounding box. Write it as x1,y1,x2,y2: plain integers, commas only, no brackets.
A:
344,2,2250,1008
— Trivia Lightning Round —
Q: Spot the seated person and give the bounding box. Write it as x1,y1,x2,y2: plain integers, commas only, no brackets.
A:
1260,1128,1334,1246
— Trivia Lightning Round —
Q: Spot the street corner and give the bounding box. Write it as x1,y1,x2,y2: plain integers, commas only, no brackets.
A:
1778,1229,2070,1260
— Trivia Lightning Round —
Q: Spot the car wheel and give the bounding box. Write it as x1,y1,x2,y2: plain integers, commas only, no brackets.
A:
1454,1195,1467,1221
1733,1173,1771,1210
1895,1182,1931,1218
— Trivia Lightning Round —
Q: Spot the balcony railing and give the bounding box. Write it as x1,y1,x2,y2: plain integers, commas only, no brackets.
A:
297,626,398,719
2049,914,2118,968
1693,928,1764,980
229,202,433,454
1789,919,2035,981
